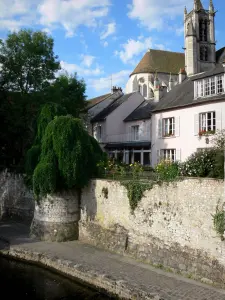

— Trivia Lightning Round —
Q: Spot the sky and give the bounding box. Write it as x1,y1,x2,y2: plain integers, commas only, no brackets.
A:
0,0,224,100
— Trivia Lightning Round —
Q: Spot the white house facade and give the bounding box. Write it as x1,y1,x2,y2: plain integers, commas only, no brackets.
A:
86,0,225,167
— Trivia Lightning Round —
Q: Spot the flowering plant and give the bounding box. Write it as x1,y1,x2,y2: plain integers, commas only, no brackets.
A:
155,159,179,181
198,129,215,137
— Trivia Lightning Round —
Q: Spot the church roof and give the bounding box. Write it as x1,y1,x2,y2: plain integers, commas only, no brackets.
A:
130,49,185,77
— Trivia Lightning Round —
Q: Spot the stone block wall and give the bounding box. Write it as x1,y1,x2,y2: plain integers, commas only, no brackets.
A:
79,178,225,286
31,190,80,242
0,170,34,221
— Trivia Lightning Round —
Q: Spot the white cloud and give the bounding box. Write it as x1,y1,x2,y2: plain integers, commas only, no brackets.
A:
60,61,104,77
102,41,108,47
80,55,95,67
88,70,131,92
0,0,111,37
100,22,116,39
128,0,190,31
115,37,152,64
38,0,110,37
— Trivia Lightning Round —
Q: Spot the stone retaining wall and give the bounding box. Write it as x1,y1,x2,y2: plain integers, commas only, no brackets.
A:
79,178,225,286
0,170,34,221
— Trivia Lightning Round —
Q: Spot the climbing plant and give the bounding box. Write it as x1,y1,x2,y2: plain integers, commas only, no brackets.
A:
122,180,154,213
212,206,225,241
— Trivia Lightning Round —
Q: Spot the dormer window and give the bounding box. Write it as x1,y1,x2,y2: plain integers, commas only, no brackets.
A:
195,74,225,98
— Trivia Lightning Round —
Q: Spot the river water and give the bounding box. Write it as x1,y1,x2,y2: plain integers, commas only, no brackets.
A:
0,256,116,299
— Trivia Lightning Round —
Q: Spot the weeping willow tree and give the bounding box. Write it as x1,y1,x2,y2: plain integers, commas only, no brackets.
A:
25,102,67,183
25,102,103,199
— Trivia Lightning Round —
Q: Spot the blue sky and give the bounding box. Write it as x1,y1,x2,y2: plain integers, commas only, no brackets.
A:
0,0,224,99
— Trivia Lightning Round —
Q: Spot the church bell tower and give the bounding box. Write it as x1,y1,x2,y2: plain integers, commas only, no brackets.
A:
184,0,216,76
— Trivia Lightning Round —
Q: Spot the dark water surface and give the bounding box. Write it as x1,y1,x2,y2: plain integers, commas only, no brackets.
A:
0,256,116,300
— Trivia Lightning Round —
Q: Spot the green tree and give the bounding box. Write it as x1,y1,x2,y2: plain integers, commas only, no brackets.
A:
32,115,103,199
43,74,87,118
0,29,60,168
0,29,60,93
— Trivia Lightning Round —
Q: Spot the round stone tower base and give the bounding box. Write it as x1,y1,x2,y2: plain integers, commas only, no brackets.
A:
30,190,80,242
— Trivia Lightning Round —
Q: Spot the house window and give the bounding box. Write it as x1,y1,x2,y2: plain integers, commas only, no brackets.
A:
131,125,139,141
195,75,225,98
211,77,215,94
217,75,224,93
160,149,176,162
205,78,210,95
162,117,175,137
199,111,216,133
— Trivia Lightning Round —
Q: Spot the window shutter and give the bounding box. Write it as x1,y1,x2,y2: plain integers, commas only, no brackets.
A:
175,116,180,137
157,150,161,163
194,113,199,136
216,110,222,131
128,126,132,141
176,149,181,161
157,119,162,138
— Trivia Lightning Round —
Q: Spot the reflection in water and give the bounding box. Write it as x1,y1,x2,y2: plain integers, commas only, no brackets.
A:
0,256,116,299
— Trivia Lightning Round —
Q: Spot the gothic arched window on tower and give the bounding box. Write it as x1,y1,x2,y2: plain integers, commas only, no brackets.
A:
199,19,203,41
204,19,208,42
143,84,147,97
199,19,208,42
200,46,209,61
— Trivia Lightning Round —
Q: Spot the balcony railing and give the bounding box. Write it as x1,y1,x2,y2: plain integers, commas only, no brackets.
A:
95,131,151,143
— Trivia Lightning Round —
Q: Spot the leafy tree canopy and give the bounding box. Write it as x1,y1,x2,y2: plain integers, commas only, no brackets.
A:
0,29,60,93
43,73,87,118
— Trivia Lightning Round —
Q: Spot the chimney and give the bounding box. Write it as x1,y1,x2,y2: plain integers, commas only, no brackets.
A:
168,73,174,91
111,86,123,94
179,68,186,84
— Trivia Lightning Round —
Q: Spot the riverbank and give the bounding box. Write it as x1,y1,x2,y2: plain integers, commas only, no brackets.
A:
1,221,225,300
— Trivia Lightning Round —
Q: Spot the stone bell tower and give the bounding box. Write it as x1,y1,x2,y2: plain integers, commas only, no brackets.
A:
184,0,216,76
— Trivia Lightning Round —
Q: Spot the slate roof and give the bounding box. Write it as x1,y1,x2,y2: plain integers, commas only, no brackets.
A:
153,73,225,113
216,47,225,63
130,49,185,77
86,93,111,109
190,64,224,80
124,100,155,122
91,93,134,122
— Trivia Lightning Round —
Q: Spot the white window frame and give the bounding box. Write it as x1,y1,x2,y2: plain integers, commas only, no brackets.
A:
160,149,176,162
131,125,139,141
195,74,225,99
162,117,175,137
199,111,216,133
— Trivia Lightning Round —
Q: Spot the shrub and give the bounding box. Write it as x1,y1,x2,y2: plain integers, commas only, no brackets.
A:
179,148,224,179
155,159,179,181
212,206,225,240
